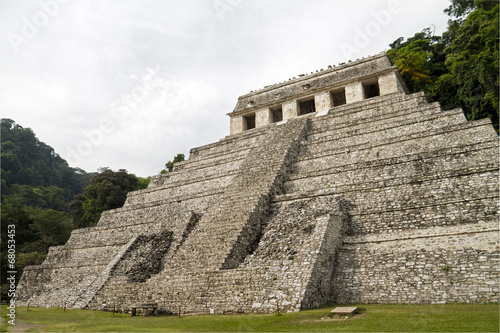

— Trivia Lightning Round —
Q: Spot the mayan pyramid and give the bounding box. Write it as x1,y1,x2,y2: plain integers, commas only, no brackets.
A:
16,53,499,314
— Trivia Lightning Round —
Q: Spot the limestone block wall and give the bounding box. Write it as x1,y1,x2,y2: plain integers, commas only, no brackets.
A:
345,81,364,104
332,223,499,304
17,265,106,309
314,91,331,114
15,209,192,309
379,71,405,95
232,53,396,114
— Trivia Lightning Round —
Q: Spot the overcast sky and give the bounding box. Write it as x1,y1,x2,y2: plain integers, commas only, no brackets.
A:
1,0,451,177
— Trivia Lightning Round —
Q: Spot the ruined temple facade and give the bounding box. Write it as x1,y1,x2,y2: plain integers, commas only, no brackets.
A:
17,53,499,314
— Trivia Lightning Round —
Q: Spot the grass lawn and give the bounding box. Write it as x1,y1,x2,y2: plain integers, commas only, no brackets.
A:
1,303,498,332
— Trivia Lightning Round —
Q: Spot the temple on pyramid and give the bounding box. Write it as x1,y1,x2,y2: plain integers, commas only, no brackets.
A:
17,53,499,314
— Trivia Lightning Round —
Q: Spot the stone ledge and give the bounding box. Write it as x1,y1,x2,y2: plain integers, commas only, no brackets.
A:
285,164,499,199
289,140,498,182
101,192,222,216
190,124,270,156
128,171,237,199
127,172,236,198
343,221,499,247
318,91,424,118
276,169,499,204
22,263,109,270
149,154,246,186
298,119,495,163
308,106,461,144
309,92,429,131
169,152,247,173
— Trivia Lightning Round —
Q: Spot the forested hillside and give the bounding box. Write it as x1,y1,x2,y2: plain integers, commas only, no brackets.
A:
1,119,149,298
1,119,93,204
387,0,498,131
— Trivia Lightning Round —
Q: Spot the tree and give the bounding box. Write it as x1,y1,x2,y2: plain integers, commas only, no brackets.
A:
69,169,141,227
6,184,66,211
137,177,151,189
0,199,38,252
29,207,74,248
160,153,185,174
444,0,477,20
387,2,499,132
444,4,499,127
387,29,445,95
0,199,37,298
444,0,498,22
1,118,93,202
0,200,74,298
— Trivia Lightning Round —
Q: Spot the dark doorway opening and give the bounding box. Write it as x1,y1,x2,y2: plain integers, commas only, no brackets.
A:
271,106,283,123
363,82,380,99
244,114,256,130
331,88,347,107
298,98,316,115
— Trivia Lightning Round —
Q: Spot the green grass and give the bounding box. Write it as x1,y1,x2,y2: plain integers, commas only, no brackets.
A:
1,304,498,332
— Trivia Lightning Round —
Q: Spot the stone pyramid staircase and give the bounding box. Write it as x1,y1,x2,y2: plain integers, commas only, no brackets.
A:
276,92,498,234
16,84,499,312
270,92,499,304
162,118,309,272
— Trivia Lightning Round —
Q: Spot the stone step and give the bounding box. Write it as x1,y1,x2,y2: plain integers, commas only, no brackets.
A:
348,169,498,212
304,110,465,158
189,125,270,160
65,236,138,309
342,220,500,247
285,142,498,194
278,164,498,205
148,149,250,189
165,118,309,272
68,220,174,247
309,92,428,131
41,245,123,267
320,91,427,119
16,265,105,308
100,190,222,222
145,134,265,190
124,174,235,206
273,191,497,236
311,105,438,140
310,100,442,137
172,150,248,173
295,119,496,168
308,106,463,143
349,196,498,235
132,168,239,201
157,156,245,183
275,166,498,235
